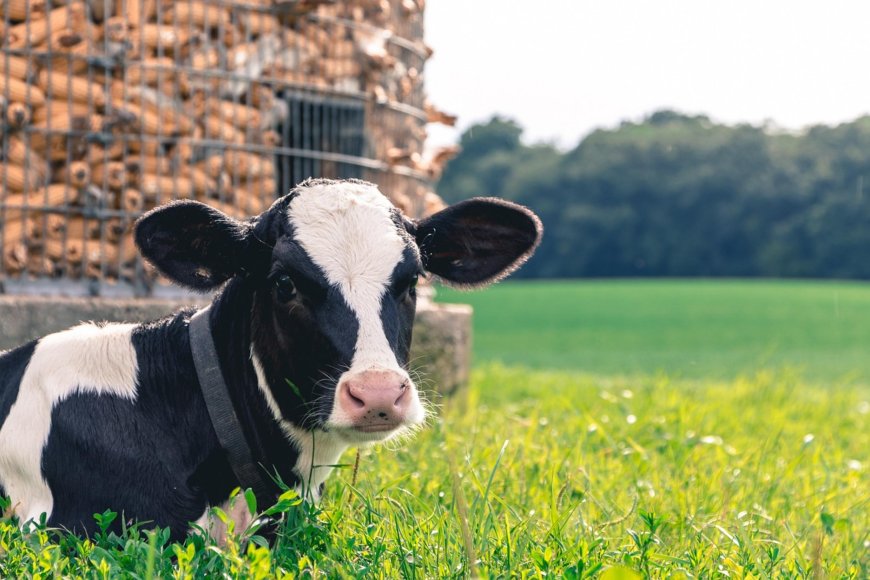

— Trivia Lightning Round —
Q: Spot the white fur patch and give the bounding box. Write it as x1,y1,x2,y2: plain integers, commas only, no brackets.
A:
287,181,424,429
251,349,347,501
0,323,139,524
192,495,254,544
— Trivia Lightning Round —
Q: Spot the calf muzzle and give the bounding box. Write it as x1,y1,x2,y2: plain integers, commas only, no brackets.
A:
338,369,412,432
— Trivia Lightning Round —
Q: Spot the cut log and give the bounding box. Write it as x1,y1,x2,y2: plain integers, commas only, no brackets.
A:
0,54,32,84
91,161,130,190
5,3,86,49
163,1,230,29
3,184,80,212
0,0,47,21
119,187,144,212
124,0,155,28
0,74,46,106
37,69,108,107
3,137,49,180
0,163,49,192
139,174,195,200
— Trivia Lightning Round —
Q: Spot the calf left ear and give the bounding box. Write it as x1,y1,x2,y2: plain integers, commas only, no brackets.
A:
412,197,542,288
135,201,253,291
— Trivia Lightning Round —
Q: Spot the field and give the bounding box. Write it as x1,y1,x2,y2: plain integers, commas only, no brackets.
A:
0,280,868,577
437,279,870,382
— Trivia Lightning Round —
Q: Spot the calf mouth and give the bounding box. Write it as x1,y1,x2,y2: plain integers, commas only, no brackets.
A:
327,420,413,445
352,422,402,434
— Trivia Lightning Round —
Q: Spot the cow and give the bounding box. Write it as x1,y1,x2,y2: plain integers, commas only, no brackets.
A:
0,178,541,540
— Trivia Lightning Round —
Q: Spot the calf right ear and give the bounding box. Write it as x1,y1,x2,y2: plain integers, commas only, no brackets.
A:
135,201,253,291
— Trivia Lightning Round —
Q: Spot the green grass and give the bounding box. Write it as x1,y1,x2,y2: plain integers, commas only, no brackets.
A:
2,279,868,577
1,367,867,577
436,279,870,382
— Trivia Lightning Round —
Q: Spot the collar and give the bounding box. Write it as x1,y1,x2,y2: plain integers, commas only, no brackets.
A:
189,307,275,503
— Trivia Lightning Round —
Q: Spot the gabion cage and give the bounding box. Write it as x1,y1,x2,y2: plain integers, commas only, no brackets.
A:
1,0,455,297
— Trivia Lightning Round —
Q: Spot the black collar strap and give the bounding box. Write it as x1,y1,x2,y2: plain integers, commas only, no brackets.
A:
189,307,274,502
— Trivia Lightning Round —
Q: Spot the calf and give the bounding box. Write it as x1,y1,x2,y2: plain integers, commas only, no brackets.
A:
0,179,541,539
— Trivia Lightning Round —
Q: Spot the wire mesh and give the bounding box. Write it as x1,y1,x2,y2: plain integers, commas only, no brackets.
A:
1,0,437,297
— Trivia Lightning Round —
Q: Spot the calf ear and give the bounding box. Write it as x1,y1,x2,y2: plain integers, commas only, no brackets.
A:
413,197,542,288
135,200,253,291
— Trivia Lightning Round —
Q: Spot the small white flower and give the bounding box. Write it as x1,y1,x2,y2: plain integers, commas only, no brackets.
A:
600,391,618,403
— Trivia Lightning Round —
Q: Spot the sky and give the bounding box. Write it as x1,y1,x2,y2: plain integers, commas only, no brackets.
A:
424,0,870,150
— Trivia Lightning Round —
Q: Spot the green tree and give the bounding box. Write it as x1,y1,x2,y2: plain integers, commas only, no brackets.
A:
436,111,870,280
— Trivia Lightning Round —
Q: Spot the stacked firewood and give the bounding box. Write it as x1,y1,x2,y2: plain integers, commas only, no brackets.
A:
0,0,456,285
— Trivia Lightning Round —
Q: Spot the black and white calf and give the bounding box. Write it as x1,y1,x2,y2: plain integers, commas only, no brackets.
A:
0,179,541,539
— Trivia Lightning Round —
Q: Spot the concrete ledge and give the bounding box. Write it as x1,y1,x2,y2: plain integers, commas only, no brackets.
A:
0,295,471,396
411,301,473,397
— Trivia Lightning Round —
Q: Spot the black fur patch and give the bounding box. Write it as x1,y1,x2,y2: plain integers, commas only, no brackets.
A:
414,197,543,288
41,312,220,540
249,220,360,429
0,341,37,429
381,246,422,368
207,278,302,495
135,201,257,291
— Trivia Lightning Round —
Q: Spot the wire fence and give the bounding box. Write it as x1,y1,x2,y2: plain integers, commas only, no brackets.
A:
1,0,445,297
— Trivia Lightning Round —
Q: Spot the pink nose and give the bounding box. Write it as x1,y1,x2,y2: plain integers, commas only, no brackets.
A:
338,370,411,431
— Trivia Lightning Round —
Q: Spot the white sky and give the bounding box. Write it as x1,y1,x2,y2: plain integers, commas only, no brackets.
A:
424,0,870,149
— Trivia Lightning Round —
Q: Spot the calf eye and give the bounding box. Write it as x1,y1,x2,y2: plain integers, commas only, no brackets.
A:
407,275,419,296
275,273,297,301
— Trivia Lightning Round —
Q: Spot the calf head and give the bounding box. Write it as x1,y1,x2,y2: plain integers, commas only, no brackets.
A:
135,179,541,445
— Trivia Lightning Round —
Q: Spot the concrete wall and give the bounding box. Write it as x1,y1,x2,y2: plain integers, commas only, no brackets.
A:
0,295,471,396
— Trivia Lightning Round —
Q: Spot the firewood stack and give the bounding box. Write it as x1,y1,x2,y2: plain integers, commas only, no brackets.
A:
0,0,457,291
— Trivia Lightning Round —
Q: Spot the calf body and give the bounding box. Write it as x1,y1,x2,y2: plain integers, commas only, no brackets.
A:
0,318,221,533
0,179,541,538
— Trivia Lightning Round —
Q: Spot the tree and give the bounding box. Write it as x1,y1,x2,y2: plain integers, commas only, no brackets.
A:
436,111,870,280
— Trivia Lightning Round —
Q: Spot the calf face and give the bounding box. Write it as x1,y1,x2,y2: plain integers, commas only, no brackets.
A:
137,179,541,447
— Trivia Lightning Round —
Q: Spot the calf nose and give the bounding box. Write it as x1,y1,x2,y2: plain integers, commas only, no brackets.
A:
338,370,411,430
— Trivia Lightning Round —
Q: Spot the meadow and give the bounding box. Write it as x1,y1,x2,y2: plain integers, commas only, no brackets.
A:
0,280,867,577
436,279,870,382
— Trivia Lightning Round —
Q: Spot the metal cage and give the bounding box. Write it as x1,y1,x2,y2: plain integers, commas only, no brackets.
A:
1,0,438,297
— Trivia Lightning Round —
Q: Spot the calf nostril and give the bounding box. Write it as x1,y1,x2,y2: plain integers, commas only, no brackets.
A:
345,384,366,409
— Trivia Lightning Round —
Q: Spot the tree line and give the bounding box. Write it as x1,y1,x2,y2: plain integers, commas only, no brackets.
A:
437,111,870,279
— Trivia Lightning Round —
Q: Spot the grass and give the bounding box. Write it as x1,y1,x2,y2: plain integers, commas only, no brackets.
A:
1,279,868,577
1,366,867,577
436,279,870,382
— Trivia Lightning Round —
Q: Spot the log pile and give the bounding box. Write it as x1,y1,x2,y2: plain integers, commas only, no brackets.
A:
1,0,457,287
